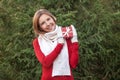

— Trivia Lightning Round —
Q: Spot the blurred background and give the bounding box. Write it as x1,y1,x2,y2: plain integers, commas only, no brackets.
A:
0,0,120,80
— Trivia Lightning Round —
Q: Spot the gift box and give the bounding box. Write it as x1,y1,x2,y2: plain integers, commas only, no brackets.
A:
61,25,73,38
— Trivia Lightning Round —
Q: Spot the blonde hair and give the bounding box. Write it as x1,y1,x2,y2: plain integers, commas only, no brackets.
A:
33,9,56,35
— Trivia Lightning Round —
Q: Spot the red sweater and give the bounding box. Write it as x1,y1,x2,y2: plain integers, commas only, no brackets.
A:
33,38,79,80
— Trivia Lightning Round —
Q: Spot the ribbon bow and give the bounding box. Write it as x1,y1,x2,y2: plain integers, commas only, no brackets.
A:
61,26,73,38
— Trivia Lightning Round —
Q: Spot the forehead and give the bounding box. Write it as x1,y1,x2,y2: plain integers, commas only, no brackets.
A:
39,14,51,21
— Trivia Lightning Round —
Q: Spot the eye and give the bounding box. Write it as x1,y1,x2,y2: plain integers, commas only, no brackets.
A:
40,21,45,26
47,18,51,21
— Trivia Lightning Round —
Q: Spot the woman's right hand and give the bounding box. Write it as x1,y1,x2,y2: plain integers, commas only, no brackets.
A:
57,27,65,44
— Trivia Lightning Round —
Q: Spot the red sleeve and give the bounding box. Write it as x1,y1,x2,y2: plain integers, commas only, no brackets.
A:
70,42,79,68
67,39,79,68
32,38,64,68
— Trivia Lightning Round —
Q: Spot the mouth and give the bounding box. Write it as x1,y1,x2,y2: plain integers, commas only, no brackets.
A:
48,24,55,31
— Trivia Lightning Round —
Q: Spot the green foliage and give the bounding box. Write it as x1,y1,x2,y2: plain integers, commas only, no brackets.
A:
0,0,120,80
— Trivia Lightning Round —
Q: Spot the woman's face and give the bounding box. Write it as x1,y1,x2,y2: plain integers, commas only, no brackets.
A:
39,14,56,33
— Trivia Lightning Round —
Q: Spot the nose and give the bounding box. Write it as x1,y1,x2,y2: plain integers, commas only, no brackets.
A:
45,21,50,26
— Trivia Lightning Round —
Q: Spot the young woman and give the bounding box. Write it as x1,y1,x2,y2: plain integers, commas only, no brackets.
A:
32,9,79,80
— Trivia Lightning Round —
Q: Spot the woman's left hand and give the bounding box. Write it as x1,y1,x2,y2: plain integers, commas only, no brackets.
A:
71,25,78,43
